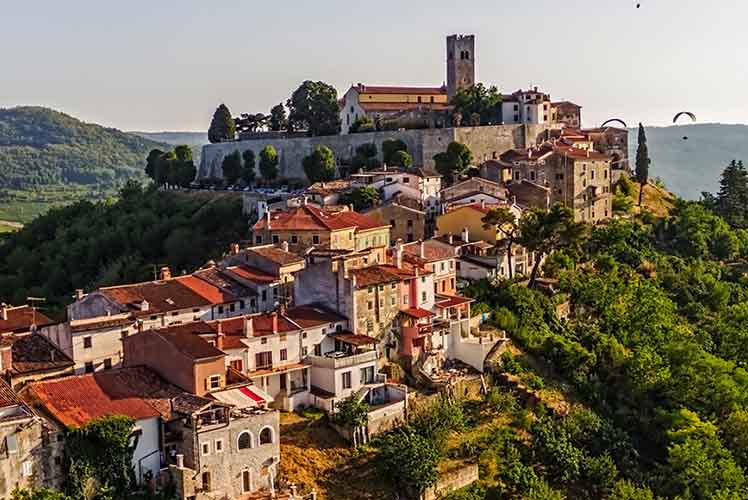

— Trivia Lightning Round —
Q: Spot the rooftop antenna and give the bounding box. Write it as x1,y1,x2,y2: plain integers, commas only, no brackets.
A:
26,296,46,328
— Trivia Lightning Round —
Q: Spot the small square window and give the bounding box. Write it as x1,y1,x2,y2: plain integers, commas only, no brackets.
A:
215,439,223,453
272,235,280,244
313,235,320,245
302,346,308,357
261,337,268,345
83,336,92,349
84,362,94,373
280,349,288,361
202,442,210,456
104,358,112,370
217,305,224,314
291,235,298,244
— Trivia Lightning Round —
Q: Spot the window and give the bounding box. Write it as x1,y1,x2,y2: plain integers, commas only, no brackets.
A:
256,352,272,369
5,433,18,454
314,344,322,356
279,332,287,342
229,303,235,313
360,366,375,384
84,362,94,373
255,235,263,244
104,358,112,370
342,371,352,389
272,235,280,244
207,375,222,390
121,330,128,340
260,427,273,445
604,169,609,179
83,336,92,349
202,472,211,491
230,359,243,372
215,439,224,453
202,442,210,456
368,301,373,311
302,331,308,339
403,177,410,183
239,300,245,309
417,96,422,103
280,349,288,361
313,235,320,244
530,171,536,181
514,171,521,181
590,170,595,180
440,262,445,272
407,219,413,227
302,346,308,357
403,294,409,305
391,296,396,306
22,461,33,477
217,305,224,315
422,291,427,303
261,290,267,301
261,337,268,345
238,432,253,450
421,277,426,283
291,235,298,244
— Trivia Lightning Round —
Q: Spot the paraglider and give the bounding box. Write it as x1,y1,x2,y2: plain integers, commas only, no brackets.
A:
673,111,696,124
601,118,628,129
673,112,696,140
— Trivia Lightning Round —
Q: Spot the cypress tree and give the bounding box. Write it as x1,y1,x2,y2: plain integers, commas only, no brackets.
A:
635,123,651,207
717,160,748,228
208,104,236,143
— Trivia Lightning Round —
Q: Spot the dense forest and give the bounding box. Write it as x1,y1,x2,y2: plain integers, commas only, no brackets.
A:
0,181,248,316
0,106,166,190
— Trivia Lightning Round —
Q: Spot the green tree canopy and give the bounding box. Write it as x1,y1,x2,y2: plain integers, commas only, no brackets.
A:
434,141,473,185
351,143,380,171
221,150,242,185
450,83,502,126
208,104,236,143
376,428,440,499
716,160,748,228
269,103,287,132
390,150,413,169
259,145,279,181
287,81,341,136
339,186,380,211
482,207,519,277
382,139,408,166
241,149,256,186
303,145,336,183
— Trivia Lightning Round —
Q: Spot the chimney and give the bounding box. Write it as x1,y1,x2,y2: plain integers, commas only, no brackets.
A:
140,300,150,312
244,317,254,338
395,240,404,269
176,454,184,469
419,241,425,258
281,241,289,252
230,243,240,255
448,233,454,245
0,304,7,322
271,312,278,334
266,210,272,230
159,266,171,281
74,289,85,301
216,321,225,351
462,227,469,243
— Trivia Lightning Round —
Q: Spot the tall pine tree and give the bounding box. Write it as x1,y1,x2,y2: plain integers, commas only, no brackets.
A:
717,160,748,228
208,104,236,143
635,123,651,207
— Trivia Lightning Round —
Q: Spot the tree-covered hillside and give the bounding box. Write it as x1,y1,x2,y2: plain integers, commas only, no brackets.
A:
0,181,248,317
0,106,166,190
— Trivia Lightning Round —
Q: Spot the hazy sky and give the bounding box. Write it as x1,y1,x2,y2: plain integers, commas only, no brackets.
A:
2,0,746,132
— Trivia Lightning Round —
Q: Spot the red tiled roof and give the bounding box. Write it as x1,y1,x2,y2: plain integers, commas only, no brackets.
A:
252,205,386,232
176,275,236,305
400,308,434,319
402,241,455,263
435,295,474,309
350,267,401,288
0,306,54,335
25,367,184,427
360,102,451,112
10,334,74,375
150,328,225,360
247,245,305,266
226,265,278,285
355,85,447,95
553,144,611,161
330,332,376,347
0,378,20,409
251,313,300,337
102,280,212,315
285,305,346,329
499,144,555,163
551,101,582,109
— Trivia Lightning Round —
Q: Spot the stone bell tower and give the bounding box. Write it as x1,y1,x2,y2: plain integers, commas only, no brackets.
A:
446,34,476,99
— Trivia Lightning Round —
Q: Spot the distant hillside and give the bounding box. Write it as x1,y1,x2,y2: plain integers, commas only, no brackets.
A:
630,124,748,200
131,131,207,165
0,107,167,190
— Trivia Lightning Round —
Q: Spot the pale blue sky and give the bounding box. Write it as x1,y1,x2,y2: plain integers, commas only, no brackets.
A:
2,0,745,132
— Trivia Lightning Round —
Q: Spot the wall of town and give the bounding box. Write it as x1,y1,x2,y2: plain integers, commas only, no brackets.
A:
133,417,161,485
422,463,479,500
199,124,551,181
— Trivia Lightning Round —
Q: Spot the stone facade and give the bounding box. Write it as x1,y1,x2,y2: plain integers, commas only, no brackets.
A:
199,124,550,182
0,411,44,497
446,35,475,99
365,202,426,244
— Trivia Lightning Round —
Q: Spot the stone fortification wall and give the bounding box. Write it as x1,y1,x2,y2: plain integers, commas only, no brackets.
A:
199,124,551,181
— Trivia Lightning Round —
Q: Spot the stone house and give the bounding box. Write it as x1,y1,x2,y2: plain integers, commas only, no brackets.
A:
402,240,458,296
501,87,553,125
0,379,47,498
365,200,426,243
1,332,74,391
440,177,508,209
251,204,390,254
436,202,522,245
550,101,583,128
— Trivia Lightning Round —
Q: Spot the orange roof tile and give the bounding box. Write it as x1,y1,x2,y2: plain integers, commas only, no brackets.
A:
402,241,457,263
226,265,278,285
0,306,54,335
102,280,212,315
355,85,447,95
360,102,451,112
176,275,235,305
252,205,386,232
26,367,184,427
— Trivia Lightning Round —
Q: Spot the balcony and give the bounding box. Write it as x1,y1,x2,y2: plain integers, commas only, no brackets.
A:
307,349,378,370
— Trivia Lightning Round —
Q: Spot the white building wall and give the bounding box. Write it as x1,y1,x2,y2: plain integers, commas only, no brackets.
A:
132,417,161,484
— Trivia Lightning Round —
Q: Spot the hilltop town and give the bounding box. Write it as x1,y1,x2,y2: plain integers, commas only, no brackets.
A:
6,33,734,500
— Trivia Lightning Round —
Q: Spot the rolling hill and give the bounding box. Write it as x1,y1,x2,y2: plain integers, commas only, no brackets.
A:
130,131,207,165
0,107,168,223
630,124,748,200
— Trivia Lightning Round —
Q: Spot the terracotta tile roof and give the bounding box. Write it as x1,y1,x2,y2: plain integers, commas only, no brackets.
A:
252,205,386,233
226,265,278,285
25,367,185,427
553,144,611,161
329,332,376,347
355,85,447,95
305,180,354,196
70,315,133,333
350,266,401,288
10,334,74,375
0,306,54,335
499,144,555,163
246,245,305,266
149,328,225,360
176,275,237,305
285,305,346,329
551,101,582,108
400,308,434,319
0,378,20,409
193,267,256,299
251,313,300,337
435,295,474,309
378,263,431,280
402,241,455,263
101,280,212,315
360,102,450,112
